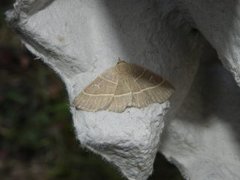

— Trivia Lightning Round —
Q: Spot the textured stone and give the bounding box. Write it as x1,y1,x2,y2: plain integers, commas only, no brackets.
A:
6,0,240,179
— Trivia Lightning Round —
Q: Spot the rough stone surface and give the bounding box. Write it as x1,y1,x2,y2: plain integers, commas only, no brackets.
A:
6,0,240,179
73,103,168,180
161,56,240,180
181,0,240,86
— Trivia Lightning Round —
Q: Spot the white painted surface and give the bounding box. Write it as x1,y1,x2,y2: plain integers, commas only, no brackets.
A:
6,0,240,179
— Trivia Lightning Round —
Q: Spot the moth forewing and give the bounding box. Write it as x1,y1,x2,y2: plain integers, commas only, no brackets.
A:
73,60,174,112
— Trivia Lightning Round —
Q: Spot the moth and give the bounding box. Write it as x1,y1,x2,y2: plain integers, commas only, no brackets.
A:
73,60,174,112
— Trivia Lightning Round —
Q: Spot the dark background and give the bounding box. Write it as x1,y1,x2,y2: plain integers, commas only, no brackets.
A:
0,1,183,179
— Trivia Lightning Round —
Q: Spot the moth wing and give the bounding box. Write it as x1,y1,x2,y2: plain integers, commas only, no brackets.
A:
73,72,117,111
107,78,133,112
132,67,175,107
74,61,175,112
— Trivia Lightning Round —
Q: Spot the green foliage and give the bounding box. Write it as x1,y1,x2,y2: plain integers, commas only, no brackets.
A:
0,60,124,180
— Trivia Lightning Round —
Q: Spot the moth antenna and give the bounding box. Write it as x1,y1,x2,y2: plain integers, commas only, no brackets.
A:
117,57,126,64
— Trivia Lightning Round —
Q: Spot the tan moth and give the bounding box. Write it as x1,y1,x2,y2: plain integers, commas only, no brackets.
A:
73,60,174,112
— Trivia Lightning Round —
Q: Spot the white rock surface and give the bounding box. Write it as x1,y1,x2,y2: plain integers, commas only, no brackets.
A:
73,103,168,180
6,0,240,179
181,0,240,86
161,55,240,180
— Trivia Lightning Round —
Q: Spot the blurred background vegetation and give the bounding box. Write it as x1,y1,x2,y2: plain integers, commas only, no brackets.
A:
0,1,183,179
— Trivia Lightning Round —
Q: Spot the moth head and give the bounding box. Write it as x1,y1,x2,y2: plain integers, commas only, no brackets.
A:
117,57,126,64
